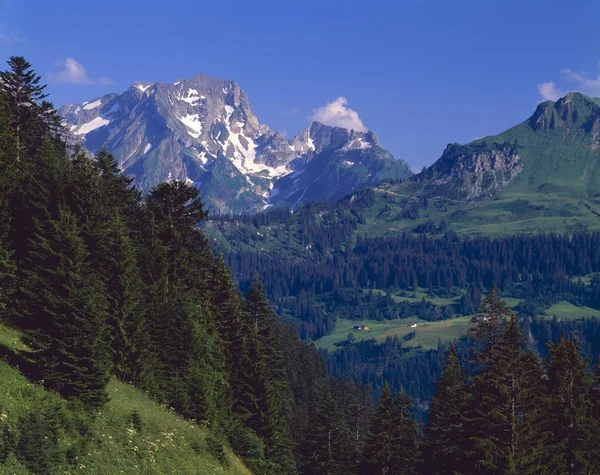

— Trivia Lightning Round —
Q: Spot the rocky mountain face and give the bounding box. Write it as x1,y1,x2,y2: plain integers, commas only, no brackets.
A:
417,141,522,200
60,75,411,212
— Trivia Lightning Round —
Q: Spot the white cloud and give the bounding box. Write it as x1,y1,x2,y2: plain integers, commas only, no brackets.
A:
537,81,565,102
310,97,367,132
538,65,600,101
47,57,114,87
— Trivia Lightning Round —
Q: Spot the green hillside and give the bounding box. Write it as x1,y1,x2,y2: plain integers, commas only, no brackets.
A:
206,92,600,255
0,323,250,474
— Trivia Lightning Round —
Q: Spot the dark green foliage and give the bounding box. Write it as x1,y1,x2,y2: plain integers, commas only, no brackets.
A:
361,382,419,475
466,316,547,474
243,275,295,473
543,333,594,473
300,393,351,474
421,344,468,474
0,56,61,161
467,285,511,368
21,208,112,408
15,399,65,474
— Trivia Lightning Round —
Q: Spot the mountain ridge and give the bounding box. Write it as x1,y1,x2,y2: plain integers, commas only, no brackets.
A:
60,74,412,212
205,92,600,260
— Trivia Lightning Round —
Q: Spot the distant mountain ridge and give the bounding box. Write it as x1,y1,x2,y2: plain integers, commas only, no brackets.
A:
205,92,600,260
60,74,412,212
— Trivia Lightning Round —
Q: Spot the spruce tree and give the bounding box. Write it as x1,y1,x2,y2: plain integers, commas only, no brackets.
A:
209,253,246,391
361,382,395,474
0,91,17,319
300,393,351,475
391,389,420,475
465,317,546,474
21,208,112,408
0,56,61,161
543,332,594,473
185,303,230,431
589,358,600,470
467,284,511,371
362,382,419,475
243,275,294,473
422,344,468,475
103,211,146,382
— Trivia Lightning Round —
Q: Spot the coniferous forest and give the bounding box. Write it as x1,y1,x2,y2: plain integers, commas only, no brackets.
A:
3,57,600,474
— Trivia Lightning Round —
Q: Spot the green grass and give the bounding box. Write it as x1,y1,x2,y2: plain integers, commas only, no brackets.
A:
541,301,600,321
571,274,595,285
500,297,521,309
0,323,251,474
371,288,462,306
314,316,473,352
380,316,473,349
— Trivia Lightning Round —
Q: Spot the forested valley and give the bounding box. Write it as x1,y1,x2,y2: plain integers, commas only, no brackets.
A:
3,56,600,474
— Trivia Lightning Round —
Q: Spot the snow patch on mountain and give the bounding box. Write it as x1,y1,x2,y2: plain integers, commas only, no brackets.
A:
178,114,202,138
59,73,412,212
83,99,101,110
135,83,151,92
73,116,110,135
177,88,202,105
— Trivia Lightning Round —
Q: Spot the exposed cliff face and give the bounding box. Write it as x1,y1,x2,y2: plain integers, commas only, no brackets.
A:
60,75,412,212
419,142,522,200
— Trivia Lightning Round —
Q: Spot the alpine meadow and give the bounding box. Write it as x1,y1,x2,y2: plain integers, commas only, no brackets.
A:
4,1,600,474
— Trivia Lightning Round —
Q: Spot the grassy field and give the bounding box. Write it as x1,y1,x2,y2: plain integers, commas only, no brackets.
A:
371,288,463,306
541,301,600,321
0,323,251,474
314,316,473,352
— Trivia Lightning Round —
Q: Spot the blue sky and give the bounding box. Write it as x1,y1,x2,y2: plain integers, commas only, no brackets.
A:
1,0,600,169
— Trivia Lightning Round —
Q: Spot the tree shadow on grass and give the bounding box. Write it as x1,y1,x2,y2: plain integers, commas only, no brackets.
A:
0,343,40,381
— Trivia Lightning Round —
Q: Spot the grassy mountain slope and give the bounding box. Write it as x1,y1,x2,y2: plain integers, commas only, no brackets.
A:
206,92,600,248
0,324,250,475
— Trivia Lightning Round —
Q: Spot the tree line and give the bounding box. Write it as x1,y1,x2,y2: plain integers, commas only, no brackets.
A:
0,56,374,474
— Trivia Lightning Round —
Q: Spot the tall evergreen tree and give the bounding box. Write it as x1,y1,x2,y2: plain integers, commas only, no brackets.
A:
243,275,295,473
300,393,351,475
422,344,468,475
467,285,511,371
543,332,594,474
362,382,419,475
184,303,230,430
465,317,546,474
21,208,112,407
361,382,395,475
0,56,61,161
0,92,16,316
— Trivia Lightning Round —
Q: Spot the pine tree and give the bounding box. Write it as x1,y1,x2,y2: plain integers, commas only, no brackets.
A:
467,284,511,371
185,303,230,430
392,389,420,475
243,275,295,473
543,332,594,473
589,358,600,470
21,208,112,408
465,317,546,474
0,56,61,161
362,382,419,475
422,344,468,475
103,211,146,381
300,393,351,475
362,381,395,475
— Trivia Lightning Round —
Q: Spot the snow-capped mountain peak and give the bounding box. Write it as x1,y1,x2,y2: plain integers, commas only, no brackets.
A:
60,75,411,212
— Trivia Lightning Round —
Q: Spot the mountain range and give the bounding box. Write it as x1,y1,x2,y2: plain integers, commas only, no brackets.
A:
207,91,600,258
60,74,411,212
